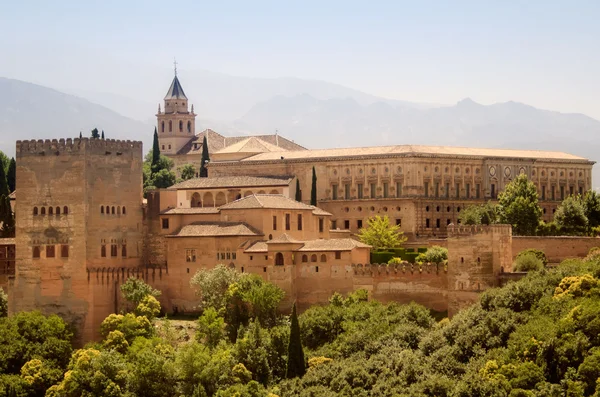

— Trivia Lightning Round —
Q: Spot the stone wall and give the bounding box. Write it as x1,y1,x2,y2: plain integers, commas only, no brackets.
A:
512,236,600,264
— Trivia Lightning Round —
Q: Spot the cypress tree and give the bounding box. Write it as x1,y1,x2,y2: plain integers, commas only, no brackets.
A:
79,131,82,139
101,130,105,139
295,178,302,202
151,127,160,172
0,162,8,199
199,135,209,178
310,166,317,206
7,158,15,193
286,302,306,378
91,128,100,139
0,195,14,238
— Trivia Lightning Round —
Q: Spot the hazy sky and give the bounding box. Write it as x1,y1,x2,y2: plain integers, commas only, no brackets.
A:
2,0,599,119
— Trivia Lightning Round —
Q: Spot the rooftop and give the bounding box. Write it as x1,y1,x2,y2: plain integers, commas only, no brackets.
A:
215,137,287,154
160,207,220,215
170,222,262,237
230,144,591,163
164,75,187,100
170,176,293,190
219,194,332,215
297,238,371,251
266,233,302,244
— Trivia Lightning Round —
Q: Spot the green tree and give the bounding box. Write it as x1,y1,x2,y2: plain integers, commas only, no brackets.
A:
497,174,542,235
134,295,161,320
0,159,9,198
101,130,105,139
179,164,196,180
310,166,317,206
190,264,241,311
459,202,497,225
416,246,448,265
127,340,178,397
358,215,407,250
200,135,209,178
554,195,588,234
0,287,7,317
120,277,161,307
151,127,160,172
286,303,306,378
78,132,82,139
295,178,302,202
7,158,15,193
0,195,15,237
150,168,177,189
513,253,543,272
90,128,100,139
196,307,225,349
584,190,600,228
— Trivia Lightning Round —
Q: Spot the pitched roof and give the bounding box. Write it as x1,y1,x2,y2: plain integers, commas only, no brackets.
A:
215,137,288,154
164,75,187,100
297,238,371,252
244,241,268,253
160,207,220,215
170,222,262,237
170,176,293,190
234,144,591,163
220,194,331,215
266,233,302,244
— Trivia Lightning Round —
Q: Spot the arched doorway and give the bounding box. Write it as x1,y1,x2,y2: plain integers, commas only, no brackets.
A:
191,192,201,207
215,192,226,206
203,192,214,207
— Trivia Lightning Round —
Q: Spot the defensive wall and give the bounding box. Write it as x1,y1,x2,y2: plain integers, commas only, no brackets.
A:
512,236,600,264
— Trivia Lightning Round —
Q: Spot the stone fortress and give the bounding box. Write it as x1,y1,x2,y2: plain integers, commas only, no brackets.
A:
4,72,597,342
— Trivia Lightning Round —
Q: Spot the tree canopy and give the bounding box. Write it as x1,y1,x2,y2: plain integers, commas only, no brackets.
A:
554,194,588,234
358,215,407,250
497,174,542,235
178,164,196,181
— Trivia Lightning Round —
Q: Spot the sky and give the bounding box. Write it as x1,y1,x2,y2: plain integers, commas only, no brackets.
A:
1,0,600,119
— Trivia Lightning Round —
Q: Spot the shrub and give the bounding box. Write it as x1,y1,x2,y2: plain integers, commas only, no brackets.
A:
516,249,548,267
388,257,403,266
513,253,543,272
371,251,395,264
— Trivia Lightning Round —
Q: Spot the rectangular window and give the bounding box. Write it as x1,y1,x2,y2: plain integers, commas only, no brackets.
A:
332,184,338,200
579,186,583,196
297,214,302,230
560,186,565,200
186,249,196,262
46,245,55,258
61,245,69,258
33,246,40,259
273,215,277,230
436,218,441,228
344,220,350,229
491,184,496,199
396,182,402,198
435,182,439,198
383,182,389,198
569,186,574,196
111,245,117,257
396,218,402,226
161,218,169,229
122,245,127,258
456,183,460,199
232,252,236,260
357,219,363,229
445,183,450,198
101,245,106,258
425,218,430,228
319,218,324,233
476,184,480,199
370,183,376,199
551,186,556,200
285,214,291,230
466,183,471,199
335,251,341,259
357,184,363,199
542,185,546,200
424,181,429,197
344,184,350,199
226,251,231,260
332,220,337,229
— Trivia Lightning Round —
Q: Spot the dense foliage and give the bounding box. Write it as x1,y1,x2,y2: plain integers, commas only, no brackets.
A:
459,201,498,225
358,215,407,250
497,174,542,235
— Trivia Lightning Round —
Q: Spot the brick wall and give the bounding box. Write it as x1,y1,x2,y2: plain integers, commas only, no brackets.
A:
512,236,600,264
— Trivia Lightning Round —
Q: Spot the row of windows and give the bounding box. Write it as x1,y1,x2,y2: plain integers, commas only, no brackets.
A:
333,219,402,230
161,120,192,133
32,245,69,258
100,206,127,215
332,182,402,200
424,182,481,199
272,214,303,231
300,252,342,263
101,244,127,258
540,185,583,201
32,206,69,216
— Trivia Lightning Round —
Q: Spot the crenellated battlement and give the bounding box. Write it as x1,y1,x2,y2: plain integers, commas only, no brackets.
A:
447,224,512,237
351,262,447,276
16,138,143,158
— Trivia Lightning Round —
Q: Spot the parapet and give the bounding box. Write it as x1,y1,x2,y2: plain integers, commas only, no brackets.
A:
351,262,447,276
16,138,143,158
447,224,512,238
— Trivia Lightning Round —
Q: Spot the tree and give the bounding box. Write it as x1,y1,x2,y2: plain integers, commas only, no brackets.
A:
1,195,15,237
295,178,302,202
7,158,15,193
583,190,600,228
200,135,209,178
120,277,161,307
78,132,82,139
101,130,105,139
151,127,160,172
135,295,161,320
151,168,177,189
190,264,241,311
554,195,588,234
416,246,448,265
0,159,9,198
196,307,225,349
513,253,543,272
179,164,196,180
358,215,407,250
310,166,317,206
90,128,100,139
286,302,306,378
459,202,497,225
0,287,7,317
497,174,542,235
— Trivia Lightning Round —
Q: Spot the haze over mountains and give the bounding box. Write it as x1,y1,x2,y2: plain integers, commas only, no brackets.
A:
1,71,599,186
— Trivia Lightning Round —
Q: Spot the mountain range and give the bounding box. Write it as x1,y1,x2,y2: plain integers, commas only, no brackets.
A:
1,73,599,187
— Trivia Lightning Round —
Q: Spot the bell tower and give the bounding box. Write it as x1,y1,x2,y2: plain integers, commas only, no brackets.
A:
156,61,196,155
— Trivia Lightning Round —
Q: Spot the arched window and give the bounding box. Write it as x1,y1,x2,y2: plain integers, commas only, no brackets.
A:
311,254,317,263
56,206,60,215
101,206,104,214
33,207,38,216
111,206,115,215
275,252,284,266
320,254,327,262
179,120,183,132
63,206,69,215
302,255,308,263
32,246,41,258
161,121,165,133
48,207,53,215
105,206,110,214
122,207,126,215
169,120,172,132
41,207,46,215
187,121,191,133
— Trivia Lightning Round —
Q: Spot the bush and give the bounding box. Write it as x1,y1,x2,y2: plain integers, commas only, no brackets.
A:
513,253,543,272
371,251,395,264
516,249,548,267
536,221,561,236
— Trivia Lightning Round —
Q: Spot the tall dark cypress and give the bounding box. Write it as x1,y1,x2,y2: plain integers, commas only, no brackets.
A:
295,178,302,202
79,132,82,139
286,302,306,378
151,127,160,172
0,162,8,199
7,158,15,193
0,195,14,238
199,135,209,178
101,130,105,139
310,166,317,206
